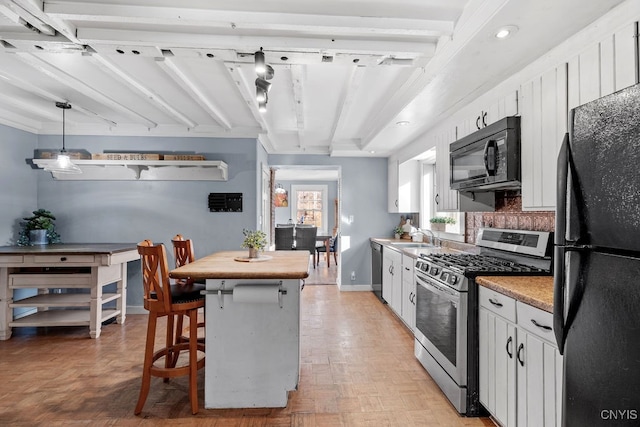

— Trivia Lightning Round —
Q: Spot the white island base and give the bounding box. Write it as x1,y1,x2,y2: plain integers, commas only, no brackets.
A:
204,277,301,408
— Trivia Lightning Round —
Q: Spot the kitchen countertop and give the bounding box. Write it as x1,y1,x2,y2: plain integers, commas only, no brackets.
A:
370,237,473,258
476,276,554,313
170,250,310,280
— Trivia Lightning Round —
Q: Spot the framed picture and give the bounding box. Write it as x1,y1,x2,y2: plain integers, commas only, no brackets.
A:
275,190,288,207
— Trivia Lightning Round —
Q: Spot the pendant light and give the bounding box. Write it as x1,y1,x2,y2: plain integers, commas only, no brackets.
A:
47,102,82,174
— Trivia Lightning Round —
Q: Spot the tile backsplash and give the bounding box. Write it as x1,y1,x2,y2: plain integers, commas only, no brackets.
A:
464,191,555,244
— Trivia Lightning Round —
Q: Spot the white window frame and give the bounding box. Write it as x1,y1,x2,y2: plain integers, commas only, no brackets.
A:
290,184,328,235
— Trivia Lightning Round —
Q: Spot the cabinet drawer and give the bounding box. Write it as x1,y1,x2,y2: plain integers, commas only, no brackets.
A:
0,255,24,265
517,301,555,344
30,255,97,264
9,273,93,288
479,286,516,322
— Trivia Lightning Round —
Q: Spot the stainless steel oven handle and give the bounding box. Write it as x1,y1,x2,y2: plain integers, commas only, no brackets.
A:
416,274,459,302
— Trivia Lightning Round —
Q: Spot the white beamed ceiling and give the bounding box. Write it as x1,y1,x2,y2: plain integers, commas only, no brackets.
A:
0,0,627,156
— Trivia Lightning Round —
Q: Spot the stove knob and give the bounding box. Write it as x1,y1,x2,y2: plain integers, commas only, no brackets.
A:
440,271,449,282
450,275,458,285
430,266,440,275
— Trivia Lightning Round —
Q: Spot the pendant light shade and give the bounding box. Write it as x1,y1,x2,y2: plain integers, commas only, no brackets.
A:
47,102,82,174
254,48,266,75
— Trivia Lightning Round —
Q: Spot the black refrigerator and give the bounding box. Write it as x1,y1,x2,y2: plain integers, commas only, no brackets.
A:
554,83,640,426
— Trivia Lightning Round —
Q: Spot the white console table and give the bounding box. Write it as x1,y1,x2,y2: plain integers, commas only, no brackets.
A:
0,243,138,340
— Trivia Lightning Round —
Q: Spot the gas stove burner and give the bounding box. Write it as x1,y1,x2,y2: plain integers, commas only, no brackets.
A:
419,253,548,274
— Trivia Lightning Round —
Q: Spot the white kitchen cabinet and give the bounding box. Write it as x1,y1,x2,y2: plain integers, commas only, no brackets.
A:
568,22,639,111
478,287,562,427
455,91,519,139
400,254,416,331
388,159,400,212
479,287,517,427
388,158,420,213
382,247,402,314
520,64,568,211
515,302,563,427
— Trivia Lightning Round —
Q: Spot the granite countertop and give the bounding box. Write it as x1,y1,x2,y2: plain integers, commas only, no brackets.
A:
476,276,554,313
170,250,310,280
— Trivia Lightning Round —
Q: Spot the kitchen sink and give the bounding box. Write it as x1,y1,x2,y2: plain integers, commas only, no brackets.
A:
391,242,434,249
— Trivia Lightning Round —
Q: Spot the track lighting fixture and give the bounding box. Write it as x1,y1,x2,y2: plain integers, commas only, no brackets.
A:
254,47,275,113
254,47,266,75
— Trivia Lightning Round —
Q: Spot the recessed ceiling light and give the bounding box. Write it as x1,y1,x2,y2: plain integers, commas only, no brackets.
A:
396,120,410,126
494,25,518,39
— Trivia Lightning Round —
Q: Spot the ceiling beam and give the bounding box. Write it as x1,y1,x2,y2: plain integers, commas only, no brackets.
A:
10,0,79,42
75,28,437,57
87,53,197,128
155,56,231,130
329,66,366,150
13,52,157,128
290,64,304,148
44,2,454,38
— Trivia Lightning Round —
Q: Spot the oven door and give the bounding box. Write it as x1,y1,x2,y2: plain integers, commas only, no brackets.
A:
415,272,468,385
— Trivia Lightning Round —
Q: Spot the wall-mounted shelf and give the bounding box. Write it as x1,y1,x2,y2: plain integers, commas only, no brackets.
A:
32,159,228,181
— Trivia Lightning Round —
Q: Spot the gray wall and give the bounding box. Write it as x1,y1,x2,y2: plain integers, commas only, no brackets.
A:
35,134,260,310
269,154,398,287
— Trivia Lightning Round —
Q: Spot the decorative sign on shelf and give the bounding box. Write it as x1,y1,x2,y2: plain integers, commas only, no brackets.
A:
209,193,243,212
92,153,162,160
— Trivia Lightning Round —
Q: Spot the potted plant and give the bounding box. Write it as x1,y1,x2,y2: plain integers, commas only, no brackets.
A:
241,228,267,258
429,216,456,232
393,226,403,239
17,209,62,246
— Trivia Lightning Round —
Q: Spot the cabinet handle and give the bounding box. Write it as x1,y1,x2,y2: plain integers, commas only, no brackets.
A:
517,343,525,367
506,336,513,359
531,319,552,331
488,298,503,307
60,257,67,262
435,194,440,205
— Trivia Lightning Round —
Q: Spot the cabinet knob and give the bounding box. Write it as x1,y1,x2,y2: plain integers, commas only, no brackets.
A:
60,257,67,262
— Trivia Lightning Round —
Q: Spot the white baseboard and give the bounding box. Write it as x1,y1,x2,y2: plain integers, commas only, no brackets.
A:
337,284,373,292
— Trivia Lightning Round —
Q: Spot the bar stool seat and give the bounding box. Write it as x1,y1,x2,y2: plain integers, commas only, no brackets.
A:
135,239,205,415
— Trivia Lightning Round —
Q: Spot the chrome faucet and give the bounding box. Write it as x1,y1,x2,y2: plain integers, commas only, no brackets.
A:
415,228,440,247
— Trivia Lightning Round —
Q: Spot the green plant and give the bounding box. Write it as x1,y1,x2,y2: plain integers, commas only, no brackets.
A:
241,229,267,250
17,209,62,246
429,216,456,224
393,226,404,235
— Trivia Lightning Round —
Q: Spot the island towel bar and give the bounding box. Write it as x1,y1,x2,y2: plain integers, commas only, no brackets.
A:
201,281,287,309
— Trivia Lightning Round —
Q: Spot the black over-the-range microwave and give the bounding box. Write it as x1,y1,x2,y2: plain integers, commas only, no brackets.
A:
450,116,521,191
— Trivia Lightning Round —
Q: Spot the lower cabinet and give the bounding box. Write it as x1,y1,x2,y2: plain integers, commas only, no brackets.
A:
479,287,562,427
400,254,416,331
382,247,402,313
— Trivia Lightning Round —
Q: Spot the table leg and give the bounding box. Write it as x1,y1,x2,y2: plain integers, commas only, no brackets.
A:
0,267,12,340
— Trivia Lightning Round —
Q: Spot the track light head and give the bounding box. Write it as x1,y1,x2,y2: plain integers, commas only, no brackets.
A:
256,87,268,103
258,100,267,113
254,48,265,75
255,77,272,93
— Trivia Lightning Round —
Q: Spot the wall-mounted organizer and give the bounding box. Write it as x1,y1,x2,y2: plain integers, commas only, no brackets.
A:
209,193,243,212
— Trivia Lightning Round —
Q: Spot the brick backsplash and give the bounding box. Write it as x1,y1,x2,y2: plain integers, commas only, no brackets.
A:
464,191,555,244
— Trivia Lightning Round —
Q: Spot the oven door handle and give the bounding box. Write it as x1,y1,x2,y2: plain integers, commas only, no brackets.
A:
417,277,459,302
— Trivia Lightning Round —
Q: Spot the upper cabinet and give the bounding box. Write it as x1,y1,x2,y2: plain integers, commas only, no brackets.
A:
520,64,568,211
388,158,420,213
456,91,519,139
434,127,459,212
521,21,639,211
32,159,229,181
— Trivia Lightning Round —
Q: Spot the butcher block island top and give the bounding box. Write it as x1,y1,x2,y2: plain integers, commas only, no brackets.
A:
169,250,310,280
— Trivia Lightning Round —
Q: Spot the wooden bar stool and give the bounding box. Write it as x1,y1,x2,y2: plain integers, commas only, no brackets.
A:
135,240,205,415
172,234,205,343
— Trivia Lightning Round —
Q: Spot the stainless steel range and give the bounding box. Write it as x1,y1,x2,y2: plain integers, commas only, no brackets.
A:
414,228,553,416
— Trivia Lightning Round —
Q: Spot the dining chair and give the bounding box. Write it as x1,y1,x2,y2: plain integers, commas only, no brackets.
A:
293,226,318,268
171,234,205,344
135,240,205,415
316,234,338,267
275,226,295,250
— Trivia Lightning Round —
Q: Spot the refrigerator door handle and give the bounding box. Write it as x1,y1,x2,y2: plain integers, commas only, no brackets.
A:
555,133,569,246
553,245,567,354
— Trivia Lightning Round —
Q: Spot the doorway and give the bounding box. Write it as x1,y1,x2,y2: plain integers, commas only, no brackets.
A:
271,165,341,285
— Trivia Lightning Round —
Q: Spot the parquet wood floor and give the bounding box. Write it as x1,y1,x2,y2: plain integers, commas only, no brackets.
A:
0,285,494,426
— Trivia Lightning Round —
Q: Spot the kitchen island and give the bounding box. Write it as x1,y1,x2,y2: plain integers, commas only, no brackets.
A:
170,250,309,409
